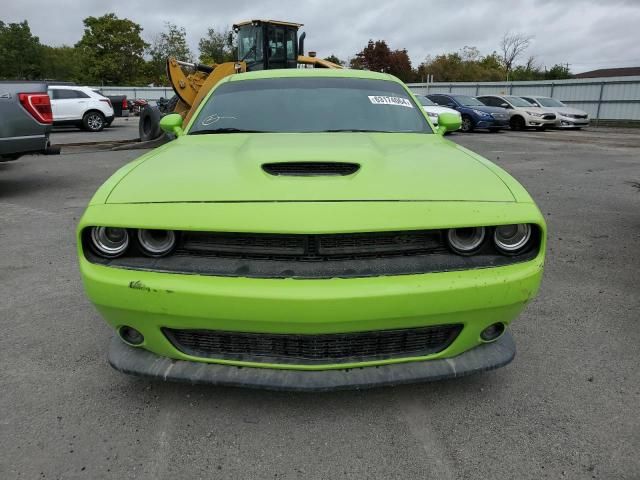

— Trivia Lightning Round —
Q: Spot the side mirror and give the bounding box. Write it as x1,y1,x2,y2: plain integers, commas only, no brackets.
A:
437,112,462,135
500,103,510,108
159,113,184,136
447,103,456,108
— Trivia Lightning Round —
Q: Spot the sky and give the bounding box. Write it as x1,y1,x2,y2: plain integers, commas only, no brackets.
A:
3,0,640,74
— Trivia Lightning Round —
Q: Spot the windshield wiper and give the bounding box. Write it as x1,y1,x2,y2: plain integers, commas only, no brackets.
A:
189,128,269,135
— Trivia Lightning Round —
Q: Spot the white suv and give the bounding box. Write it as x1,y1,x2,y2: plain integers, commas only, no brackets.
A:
48,85,114,132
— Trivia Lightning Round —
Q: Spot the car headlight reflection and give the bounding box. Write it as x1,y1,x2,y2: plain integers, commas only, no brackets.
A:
90,227,129,257
138,229,176,257
494,224,532,253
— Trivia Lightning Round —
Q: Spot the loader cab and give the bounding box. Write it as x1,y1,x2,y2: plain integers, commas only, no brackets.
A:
234,20,302,71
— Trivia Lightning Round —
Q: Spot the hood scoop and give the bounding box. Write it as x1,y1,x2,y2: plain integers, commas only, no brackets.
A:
262,162,360,177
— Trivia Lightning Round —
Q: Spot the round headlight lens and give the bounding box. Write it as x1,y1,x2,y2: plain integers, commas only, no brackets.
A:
447,227,486,254
494,224,532,253
90,227,129,257
138,229,176,256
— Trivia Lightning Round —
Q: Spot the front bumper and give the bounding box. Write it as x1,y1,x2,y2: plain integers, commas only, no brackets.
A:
556,118,590,128
108,331,516,391
525,117,557,128
476,118,509,129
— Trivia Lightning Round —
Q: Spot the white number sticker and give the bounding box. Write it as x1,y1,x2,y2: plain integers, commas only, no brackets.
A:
368,96,414,108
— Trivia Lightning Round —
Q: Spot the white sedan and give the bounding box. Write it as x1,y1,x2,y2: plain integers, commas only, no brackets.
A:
520,95,590,129
414,94,461,130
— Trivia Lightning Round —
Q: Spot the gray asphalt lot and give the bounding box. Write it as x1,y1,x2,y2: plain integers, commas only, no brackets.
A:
50,116,140,145
1,127,638,479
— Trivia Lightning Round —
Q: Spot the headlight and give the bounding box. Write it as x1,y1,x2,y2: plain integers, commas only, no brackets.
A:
526,111,543,117
446,227,486,255
90,227,129,257
472,109,491,117
494,224,532,253
138,229,176,256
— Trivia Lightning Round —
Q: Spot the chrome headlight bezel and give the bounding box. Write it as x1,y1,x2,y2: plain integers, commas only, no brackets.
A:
90,226,129,258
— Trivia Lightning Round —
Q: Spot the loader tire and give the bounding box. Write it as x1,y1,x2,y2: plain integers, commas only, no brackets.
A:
139,105,163,141
160,95,180,115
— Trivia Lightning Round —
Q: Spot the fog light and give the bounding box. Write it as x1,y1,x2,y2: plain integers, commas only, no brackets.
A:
119,326,144,345
494,224,532,254
447,227,486,255
481,323,505,342
138,229,176,257
90,226,129,257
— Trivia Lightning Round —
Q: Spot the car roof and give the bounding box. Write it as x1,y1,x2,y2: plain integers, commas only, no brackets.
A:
521,95,551,99
50,85,91,90
227,68,402,84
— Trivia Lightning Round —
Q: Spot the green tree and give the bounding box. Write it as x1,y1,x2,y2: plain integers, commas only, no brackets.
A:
40,45,84,82
198,27,235,64
545,63,572,80
75,13,148,85
147,22,193,84
0,20,42,80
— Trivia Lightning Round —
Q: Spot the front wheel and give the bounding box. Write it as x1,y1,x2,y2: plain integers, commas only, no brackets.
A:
460,115,474,133
510,116,526,131
82,111,105,132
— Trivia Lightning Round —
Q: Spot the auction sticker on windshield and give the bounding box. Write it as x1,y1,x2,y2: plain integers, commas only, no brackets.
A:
368,96,414,108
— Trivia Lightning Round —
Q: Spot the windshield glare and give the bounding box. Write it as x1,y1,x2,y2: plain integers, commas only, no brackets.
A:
416,95,436,106
537,97,565,107
190,77,432,134
455,95,484,106
506,96,535,107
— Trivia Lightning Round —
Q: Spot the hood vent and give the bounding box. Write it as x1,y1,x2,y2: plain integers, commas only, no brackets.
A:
262,162,360,177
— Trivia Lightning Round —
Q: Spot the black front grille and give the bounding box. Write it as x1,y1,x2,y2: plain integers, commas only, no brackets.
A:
180,230,445,260
163,325,462,364
84,227,541,278
262,162,360,176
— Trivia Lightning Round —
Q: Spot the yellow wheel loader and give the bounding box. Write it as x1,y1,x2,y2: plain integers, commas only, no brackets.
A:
139,20,342,142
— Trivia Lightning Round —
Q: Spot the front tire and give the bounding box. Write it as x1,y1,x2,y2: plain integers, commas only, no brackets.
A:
510,116,525,131
82,111,105,132
460,115,474,133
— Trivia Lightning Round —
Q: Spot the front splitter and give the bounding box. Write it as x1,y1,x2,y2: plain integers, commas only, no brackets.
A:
108,332,515,392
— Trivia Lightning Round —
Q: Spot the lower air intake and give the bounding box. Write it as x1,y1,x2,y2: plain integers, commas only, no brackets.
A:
163,325,462,365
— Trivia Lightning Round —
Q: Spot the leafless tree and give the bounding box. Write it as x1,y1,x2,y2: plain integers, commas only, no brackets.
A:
500,32,533,80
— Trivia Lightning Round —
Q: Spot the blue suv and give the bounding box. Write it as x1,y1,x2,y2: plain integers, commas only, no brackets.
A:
427,93,510,133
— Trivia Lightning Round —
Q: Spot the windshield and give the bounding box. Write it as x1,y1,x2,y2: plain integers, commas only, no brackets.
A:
537,97,565,107
189,77,432,134
237,25,263,63
415,95,436,106
454,95,484,106
506,96,535,107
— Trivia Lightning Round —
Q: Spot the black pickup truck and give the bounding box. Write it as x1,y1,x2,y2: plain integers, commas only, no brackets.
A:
0,81,59,161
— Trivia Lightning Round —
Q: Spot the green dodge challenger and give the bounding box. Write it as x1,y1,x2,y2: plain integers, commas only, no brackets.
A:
78,69,545,390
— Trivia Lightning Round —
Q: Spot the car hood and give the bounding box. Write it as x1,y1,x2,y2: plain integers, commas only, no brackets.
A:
462,105,507,114
548,107,588,116
106,133,515,204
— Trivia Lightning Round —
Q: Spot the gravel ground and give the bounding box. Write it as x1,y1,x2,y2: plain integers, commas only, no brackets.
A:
1,127,638,479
